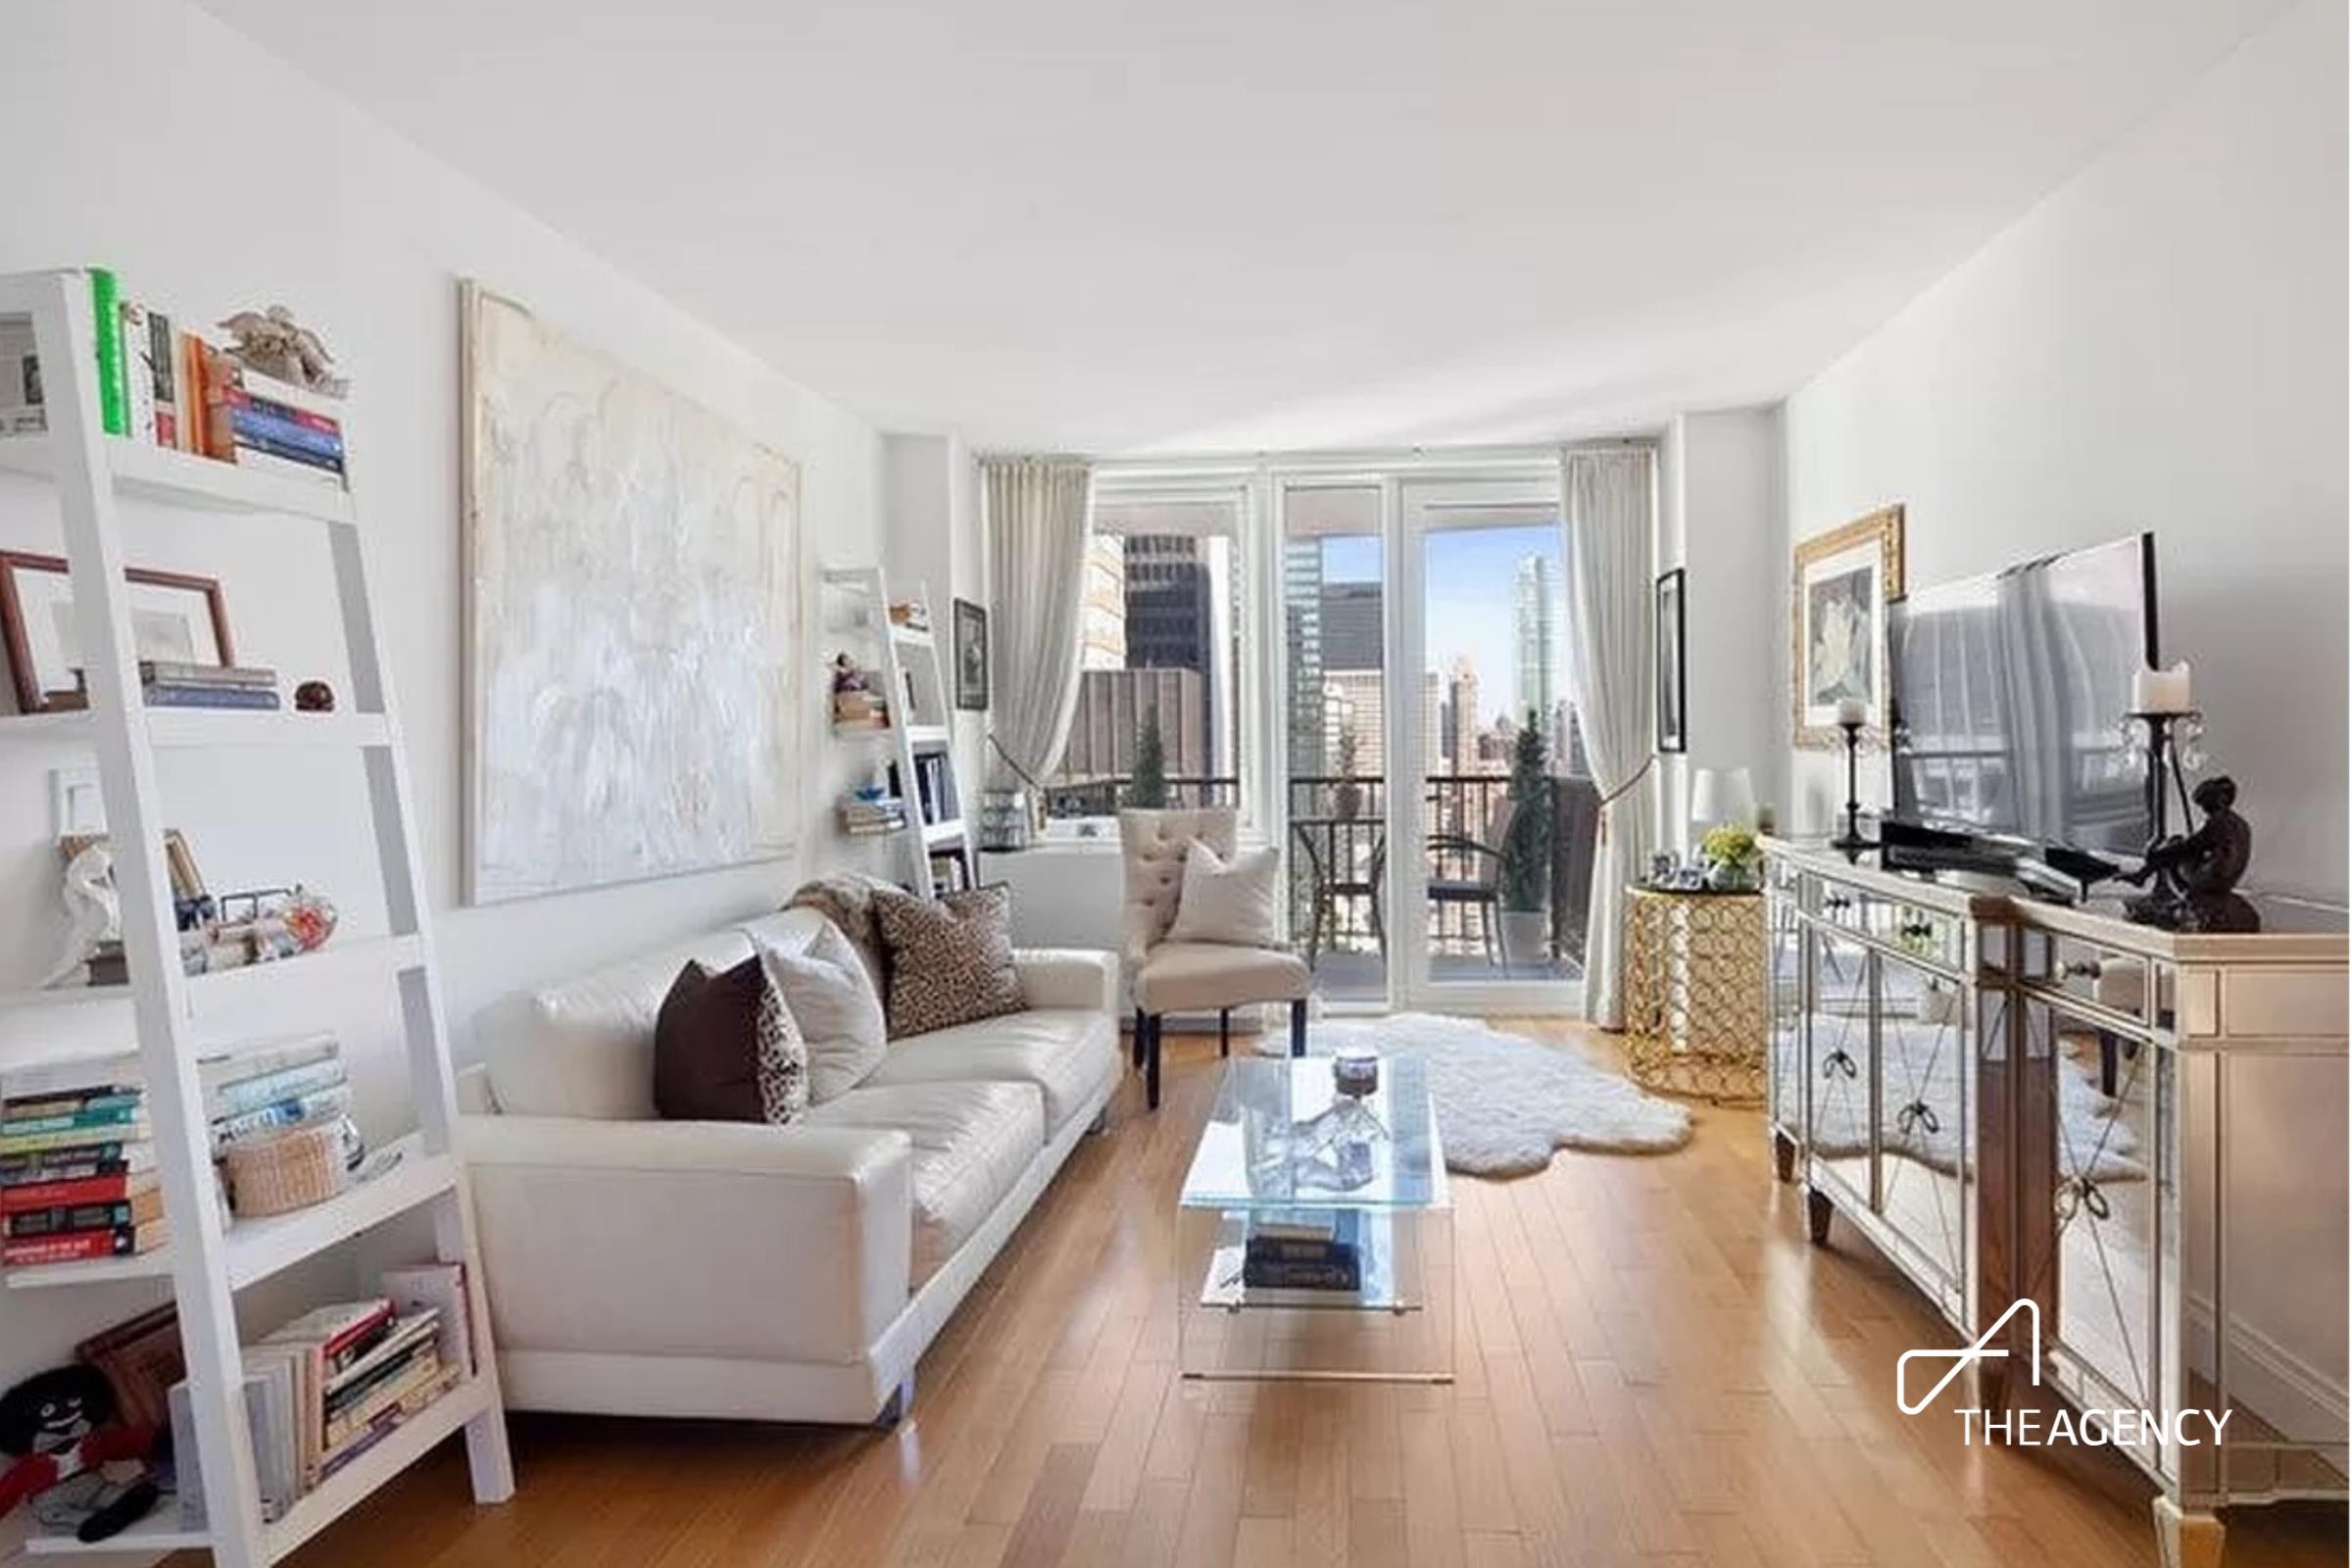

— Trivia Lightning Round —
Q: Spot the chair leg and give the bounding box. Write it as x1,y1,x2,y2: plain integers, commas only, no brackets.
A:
1132,1008,1148,1069
1146,1014,1163,1110
1290,999,1307,1057
2098,1032,2118,1099
1219,1007,1231,1058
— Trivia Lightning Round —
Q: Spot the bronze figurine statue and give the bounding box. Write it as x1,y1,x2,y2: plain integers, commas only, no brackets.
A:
2120,774,2258,932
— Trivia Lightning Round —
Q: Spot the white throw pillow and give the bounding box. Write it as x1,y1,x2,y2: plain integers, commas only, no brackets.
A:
1164,840,1282,948
755,918,887,1102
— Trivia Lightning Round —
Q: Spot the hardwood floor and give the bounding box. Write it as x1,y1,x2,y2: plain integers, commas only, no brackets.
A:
254,1023,2345,1568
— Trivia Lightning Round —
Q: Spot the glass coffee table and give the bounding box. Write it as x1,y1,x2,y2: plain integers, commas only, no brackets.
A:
1176,1054,1454,1383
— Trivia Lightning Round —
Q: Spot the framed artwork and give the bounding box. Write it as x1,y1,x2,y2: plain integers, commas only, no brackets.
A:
1654,566,1687,754
462,281,803,904
1791,504,1905,749
953,598,990,711
0,551,234,713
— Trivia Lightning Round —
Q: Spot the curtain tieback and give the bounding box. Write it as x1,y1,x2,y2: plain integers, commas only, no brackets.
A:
1592,757,1656,846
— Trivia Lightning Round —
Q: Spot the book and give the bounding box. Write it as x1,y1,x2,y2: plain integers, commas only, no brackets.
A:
141,683,282,710
323,1314,439,1414
0,1149,155,1185
1,1088,143,1119
2,1169,158,1214
232,424,344,472
146,310,180,448
0,317,40,434
88,268,125,436
4,1217,166,1267
322,1347,442,1449
382,1261,475,1377
232,363,345,420
197,1034,339,1093
264,1299,396,1364
120,302,157,445
0,1122,154,1157
234,391,339,438
317,1364,460,1484
230,444,346,487
210,1058,346,1120
212,1085,351,1150
138,661,277,689
225,398,342,456
0,1102,146,1138
4,1186,164,1238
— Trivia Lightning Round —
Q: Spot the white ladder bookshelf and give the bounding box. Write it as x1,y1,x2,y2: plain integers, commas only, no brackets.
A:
823,566,969,898
0,269,513,1563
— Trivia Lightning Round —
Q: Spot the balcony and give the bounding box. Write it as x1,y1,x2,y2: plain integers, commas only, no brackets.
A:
1043,771,1596,1001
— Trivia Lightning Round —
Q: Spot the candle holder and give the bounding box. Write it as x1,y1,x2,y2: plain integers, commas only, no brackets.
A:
1831,717,1873,853
2123,709,2204,846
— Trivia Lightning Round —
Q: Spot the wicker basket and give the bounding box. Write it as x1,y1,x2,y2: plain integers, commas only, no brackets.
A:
223,1120,350,1218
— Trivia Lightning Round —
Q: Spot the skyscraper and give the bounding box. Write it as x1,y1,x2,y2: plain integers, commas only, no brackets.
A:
1319,580,1384,672
1283,539,1326,779
1079,534,1126,671
1446,656,1482,776
1513,554,1564,728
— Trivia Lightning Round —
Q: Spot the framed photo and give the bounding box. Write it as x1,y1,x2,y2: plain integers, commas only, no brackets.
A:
0,551,235,714
1654,566,1687,754
953,598,989,711
1791,504,1904,749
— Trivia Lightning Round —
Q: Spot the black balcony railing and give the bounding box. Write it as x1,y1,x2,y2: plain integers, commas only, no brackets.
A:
1038,770,1598,975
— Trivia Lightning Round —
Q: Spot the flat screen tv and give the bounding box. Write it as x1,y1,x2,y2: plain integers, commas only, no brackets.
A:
1887,533,2157,863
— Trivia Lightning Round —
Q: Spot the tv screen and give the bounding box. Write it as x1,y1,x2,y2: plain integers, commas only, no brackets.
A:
1887,534,2156,859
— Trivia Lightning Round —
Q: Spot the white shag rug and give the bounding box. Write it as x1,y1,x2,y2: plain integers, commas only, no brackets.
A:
1273,1012,1692,1177
1800,1013,2144,1183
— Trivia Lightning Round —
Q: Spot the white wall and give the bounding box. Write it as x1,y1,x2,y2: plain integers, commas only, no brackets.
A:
1779,0,2347,901
1660,409,1783,853
881,433,988,808
0,0,889,1445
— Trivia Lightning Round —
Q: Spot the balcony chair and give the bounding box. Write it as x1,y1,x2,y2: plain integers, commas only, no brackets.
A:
1294,819,1385,971
1120,807,1311,1109
1425,794,1522,970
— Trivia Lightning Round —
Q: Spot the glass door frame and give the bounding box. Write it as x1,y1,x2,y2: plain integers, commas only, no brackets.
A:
1392,470,1581,1016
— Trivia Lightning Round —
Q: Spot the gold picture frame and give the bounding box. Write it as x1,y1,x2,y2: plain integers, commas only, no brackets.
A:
1791,504,1905,749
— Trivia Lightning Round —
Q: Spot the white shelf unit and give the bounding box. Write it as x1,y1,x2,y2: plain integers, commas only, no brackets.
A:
0,268,514,1565
822,566,969,897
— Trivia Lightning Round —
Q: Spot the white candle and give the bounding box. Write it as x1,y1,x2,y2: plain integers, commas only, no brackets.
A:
1834,697,1867,727
2132,661,2194,713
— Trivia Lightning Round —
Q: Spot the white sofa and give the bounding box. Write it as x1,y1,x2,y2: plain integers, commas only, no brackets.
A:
454,908,1118,1425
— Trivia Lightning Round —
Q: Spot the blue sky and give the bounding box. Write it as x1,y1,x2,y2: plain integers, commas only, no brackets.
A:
1316,522,1567,724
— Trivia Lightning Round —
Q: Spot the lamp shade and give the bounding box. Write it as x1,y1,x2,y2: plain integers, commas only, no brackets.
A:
1690,765,1755,829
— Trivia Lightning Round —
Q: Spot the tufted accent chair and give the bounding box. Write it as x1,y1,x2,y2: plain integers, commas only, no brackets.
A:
1118,808,1311,1108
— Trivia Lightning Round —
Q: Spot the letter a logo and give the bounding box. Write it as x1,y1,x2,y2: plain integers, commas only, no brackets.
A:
1896,1298,2042,1415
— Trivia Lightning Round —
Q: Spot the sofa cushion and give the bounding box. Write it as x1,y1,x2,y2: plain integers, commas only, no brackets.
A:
803,1081,1044,1287
754,919,887,1103
653,957,808,1125
1133,941,1311,1014
861,1007,1116,1135
872,885,1025,1038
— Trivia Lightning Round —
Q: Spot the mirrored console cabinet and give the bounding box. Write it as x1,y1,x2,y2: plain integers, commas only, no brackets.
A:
1763,837,2347,1568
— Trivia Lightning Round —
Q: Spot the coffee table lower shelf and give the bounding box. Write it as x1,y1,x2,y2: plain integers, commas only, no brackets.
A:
1177,1206,1454,1384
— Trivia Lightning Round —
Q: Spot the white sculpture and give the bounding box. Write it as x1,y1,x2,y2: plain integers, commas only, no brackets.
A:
43,840,121,989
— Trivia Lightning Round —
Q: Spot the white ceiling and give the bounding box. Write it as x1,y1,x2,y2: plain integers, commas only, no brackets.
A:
197,0,2289,454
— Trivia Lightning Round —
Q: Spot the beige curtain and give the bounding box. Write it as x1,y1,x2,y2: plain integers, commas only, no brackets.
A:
983,455,1094,791
1561,447,1658,1028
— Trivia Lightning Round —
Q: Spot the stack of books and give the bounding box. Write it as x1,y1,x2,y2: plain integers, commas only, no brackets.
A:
0,266,351,492
209,362,347,488
0,1070,162,1270
1242,1212,1364,1293
172,1267,470,1525
199,1034,348,1155
141,660,282,711
839,795,909,837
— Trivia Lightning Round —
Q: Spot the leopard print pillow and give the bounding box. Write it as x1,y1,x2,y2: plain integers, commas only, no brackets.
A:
871,884,1025,1038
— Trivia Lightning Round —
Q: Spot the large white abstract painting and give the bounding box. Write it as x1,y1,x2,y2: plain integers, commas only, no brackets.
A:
461,282,801,904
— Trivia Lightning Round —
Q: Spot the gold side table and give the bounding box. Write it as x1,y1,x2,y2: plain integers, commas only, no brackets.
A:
1623,885,1766,1104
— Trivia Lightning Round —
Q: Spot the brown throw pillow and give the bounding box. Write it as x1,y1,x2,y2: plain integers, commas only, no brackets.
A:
871,884,1025,1038
653,956,808,1124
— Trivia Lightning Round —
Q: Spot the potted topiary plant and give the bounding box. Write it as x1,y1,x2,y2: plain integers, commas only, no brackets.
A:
1333,727,1364,821
1125,708,1169,809
1498,713,1553,966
